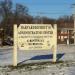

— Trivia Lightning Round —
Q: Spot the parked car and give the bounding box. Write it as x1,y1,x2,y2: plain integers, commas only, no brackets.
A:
2,38,13,46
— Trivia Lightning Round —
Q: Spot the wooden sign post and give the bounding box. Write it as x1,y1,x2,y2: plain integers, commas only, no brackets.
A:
13,24,18,66
53,24,57,62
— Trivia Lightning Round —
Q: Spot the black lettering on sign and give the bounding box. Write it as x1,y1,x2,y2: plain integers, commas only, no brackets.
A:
21,43,24,47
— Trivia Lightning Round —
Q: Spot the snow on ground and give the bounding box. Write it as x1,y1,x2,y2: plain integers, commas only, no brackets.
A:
0,45,75,75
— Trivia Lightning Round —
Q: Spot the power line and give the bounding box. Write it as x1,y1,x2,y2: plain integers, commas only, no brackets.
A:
29,12,72,15
25,4,71,7
29,9,72,12
24,3,73,6
23,2,72,5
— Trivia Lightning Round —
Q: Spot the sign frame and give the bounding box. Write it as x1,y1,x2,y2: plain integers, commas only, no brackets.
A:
13,24,57,66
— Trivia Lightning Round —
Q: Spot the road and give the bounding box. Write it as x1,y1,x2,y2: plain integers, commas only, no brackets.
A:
0,45,75,66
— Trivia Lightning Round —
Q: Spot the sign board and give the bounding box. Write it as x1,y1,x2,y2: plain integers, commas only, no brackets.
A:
13,24,57,66
18,24,55,50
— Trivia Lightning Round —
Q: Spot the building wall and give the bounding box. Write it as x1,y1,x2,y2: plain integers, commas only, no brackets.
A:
57,28,74,44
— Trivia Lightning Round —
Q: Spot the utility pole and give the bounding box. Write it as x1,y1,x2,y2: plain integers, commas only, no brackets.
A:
72,4,75,45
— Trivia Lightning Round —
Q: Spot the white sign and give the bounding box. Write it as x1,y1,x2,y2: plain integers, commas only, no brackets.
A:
13,24,57,66
18,24,56,50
